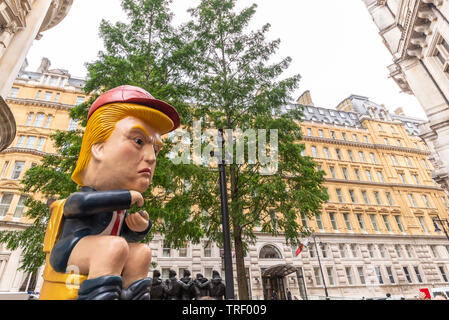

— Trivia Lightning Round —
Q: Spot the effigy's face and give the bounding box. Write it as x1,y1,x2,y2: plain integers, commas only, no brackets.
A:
98,116,162,193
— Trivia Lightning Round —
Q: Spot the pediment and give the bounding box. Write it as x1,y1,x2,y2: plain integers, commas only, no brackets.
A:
0,180,20,189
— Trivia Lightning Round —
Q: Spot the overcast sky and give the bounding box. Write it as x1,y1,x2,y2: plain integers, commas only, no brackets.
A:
25,0,427,120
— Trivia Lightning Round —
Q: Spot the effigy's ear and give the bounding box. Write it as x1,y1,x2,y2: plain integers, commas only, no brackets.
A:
90,142,105,162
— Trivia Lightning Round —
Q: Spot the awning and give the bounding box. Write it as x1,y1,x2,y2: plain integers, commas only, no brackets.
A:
262,264,298,278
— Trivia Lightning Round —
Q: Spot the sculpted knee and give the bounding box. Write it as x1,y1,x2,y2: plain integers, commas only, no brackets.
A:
103,237,129,262
136,244,152,263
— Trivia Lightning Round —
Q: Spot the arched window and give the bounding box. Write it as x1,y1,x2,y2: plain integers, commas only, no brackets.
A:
259,244,283,259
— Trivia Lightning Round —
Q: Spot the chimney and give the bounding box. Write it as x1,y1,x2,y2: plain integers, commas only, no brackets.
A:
394,107,404,116
37,57,51,73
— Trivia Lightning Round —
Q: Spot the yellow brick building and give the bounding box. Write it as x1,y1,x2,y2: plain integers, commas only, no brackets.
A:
0,58,85,292
1,59,449,299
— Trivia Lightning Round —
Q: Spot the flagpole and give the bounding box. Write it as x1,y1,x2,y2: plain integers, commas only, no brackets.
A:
313,234,329,300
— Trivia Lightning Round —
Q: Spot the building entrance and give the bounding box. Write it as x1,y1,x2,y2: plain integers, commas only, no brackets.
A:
261,264,307,300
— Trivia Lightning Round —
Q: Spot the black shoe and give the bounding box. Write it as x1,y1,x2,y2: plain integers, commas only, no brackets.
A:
77,275,122,300
120,278,152,300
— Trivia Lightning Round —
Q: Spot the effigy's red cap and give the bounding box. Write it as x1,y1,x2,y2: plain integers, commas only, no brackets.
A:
87,85,180,132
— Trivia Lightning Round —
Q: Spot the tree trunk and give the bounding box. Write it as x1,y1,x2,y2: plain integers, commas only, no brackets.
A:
233,224,249,300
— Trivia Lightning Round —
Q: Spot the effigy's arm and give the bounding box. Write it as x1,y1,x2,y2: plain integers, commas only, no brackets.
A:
63,190,131,218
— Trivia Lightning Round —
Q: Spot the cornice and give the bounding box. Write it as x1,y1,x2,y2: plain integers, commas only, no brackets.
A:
0,220,29,230
0,147,51,157
303,136,430,156
5,97,74,111
324,178,443,191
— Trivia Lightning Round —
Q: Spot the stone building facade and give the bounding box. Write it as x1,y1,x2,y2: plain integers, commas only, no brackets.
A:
363,0,449,195
0,0,73,152
1,60,449,299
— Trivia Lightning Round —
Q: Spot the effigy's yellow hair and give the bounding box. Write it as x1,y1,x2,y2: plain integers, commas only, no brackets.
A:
71,103,173,186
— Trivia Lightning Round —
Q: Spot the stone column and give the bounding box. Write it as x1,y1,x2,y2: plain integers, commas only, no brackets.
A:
0,0,53,97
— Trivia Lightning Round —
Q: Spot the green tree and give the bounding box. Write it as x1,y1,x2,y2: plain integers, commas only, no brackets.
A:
181,0,328,299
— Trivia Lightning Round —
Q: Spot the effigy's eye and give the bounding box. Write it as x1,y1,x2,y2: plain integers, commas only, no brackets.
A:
135,138,144,145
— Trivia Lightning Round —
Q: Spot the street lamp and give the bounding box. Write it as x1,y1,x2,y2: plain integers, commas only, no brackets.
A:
432,215,449,242
312,234,329,300
212,128,235,300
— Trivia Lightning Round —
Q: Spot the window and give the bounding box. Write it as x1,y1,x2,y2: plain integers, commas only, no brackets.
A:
386,267,395,284
370,214,379,232
329,166,336,178
357,267,366,284
347,150,354,162
331,131,336,139
418,216,428,233
336,149,342,160
351,244,359,257
259,245,283,259
422,194,431,208
345,267,354,285
342,167,348,180
352,134,358,142
384,138,389,145
309,244,315,258
301,212,309,230
13,195,27,219
36,138,45,151
8,87,19,98
314,267,322,286
0,161,9,179
405,245,414,258
379,245,388,258
16,135,25,147
442,197,449,209
161,268,170,280
307,128,312,136
162,241,171,257
403,266,412,283
203,243,212,257
10,161,25,180
394,216,404,232
439,266,448,282
336,189,344,203
35,90,41,99
43,91,52,101
430,245,439,258
339,244,347,258
357,214,366,232
359,151,365,162
0,193,13,216
408,194,416,207
391,126,397,134
326,267,335,285
323,147,330,159
354,169,361,180
412,174,419,184
348,190,356,204
75,96,85,105
44,115,53,128
385,192,394,206
374,192,382,205
54,93,60,102
320,243,328,258
405,157,412,167
25,136,36,149
342,133,347,141
329,212,338,230
25,113,34,126
375,266,384,284
362,190,369,204
316,214,324,230
178,243,188,257
368,244,376,258
395,245,403,258
383,215,392,232
391,155,398,166
370,153,376,164
423,159,430,170
363,136,369,143
397,140,402,147
399,173,406,184
68,118,78,131
377,171,384,183
365,170,373,182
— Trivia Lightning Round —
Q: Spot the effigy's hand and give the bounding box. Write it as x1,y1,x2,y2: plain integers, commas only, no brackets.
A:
130,190,144,207
125,210,149,232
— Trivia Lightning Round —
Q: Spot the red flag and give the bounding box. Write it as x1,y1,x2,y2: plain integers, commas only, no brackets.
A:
296,237,311,256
